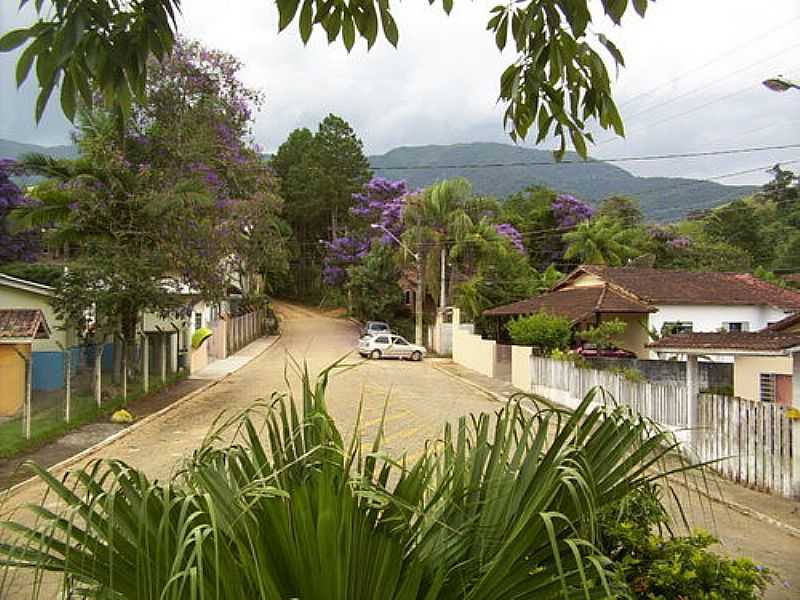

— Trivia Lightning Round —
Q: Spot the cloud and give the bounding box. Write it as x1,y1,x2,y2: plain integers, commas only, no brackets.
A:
1,0,798,184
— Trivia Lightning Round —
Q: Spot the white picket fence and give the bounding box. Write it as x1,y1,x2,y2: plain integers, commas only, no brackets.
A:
697,394,795,498
226,310,267,355
529,356,689,428
526,356,797,498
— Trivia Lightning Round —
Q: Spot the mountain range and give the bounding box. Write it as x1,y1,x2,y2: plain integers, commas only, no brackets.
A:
1,138,755,222
369,143,756,222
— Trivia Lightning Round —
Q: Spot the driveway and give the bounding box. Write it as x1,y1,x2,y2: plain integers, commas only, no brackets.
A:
0,301,797,598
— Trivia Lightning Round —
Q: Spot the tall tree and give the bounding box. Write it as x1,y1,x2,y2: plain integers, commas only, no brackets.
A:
596,195,643,227
314,114,372,238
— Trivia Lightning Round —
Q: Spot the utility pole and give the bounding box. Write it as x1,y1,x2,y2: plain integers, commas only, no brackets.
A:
372,223,423,345
440,245,446,309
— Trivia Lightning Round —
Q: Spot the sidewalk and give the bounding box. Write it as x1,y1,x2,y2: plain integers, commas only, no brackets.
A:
433,359,800,538
0,336,279,491
190,336,278,380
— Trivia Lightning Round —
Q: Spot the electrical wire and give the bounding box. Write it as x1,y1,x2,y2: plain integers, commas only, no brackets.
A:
370,144,800,172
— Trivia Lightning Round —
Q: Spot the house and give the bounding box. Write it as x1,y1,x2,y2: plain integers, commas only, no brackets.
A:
0,273,78,391
649,312,800,405
0,309,51,415
483,265,800,359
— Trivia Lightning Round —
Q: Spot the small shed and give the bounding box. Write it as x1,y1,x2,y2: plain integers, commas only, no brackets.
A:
0,309,51,416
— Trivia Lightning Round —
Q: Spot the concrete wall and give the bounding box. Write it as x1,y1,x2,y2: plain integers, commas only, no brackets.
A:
0,344,28,416
511,345,533,391
452,308,496,379
587,356,732,390
734,355,792,402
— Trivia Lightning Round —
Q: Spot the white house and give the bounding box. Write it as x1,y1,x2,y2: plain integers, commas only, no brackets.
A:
484,265,800,360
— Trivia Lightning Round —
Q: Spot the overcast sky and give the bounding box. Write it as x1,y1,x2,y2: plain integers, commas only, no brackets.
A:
1,0,798,185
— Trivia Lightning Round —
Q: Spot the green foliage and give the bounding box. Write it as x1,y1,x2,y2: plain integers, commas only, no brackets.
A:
0,261,63,286
506,311,572,353
610,366,646,383
2,1,657,157
597,195,643,227
599,486,773,600
563,216,642,266
346,244,404,321
0,364,700,599
271,117,371,295
578,318,627,348
549,347,589,368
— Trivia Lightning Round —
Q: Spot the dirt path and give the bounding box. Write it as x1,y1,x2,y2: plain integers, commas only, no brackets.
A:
0,301,797,598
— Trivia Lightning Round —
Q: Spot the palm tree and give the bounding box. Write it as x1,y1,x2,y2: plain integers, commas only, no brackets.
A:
562,216,638,266
0,363,693,599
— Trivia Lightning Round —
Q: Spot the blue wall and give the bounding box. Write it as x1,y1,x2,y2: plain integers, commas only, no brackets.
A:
31,343,116,392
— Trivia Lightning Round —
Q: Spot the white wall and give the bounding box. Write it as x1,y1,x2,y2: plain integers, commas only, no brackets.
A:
648,304,791,360
650,304,788,334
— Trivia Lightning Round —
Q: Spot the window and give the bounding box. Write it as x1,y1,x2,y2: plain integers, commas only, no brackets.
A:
661,321,693,336
723,322,749,332
759,374,776,402
375,336,389,344
393,336,409,346
404,290,413,306
194,312,203,330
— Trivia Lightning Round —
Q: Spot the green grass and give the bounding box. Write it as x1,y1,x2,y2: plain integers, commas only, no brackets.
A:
0,372,186,459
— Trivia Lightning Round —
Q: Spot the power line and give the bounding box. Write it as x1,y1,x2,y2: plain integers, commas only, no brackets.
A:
371,144,800,172
617,41,800,124
614,16,800,111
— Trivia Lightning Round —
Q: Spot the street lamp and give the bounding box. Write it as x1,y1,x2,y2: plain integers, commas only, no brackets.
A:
762,76,800,92
371,224,424,346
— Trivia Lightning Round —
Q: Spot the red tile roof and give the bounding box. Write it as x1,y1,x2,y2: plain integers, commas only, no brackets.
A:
483,284,654,321
569,266,800,309
648,331,800,353
766,312,800,332
0,309,51,342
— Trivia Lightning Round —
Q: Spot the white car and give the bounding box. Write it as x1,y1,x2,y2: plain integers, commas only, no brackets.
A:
358,334,426,361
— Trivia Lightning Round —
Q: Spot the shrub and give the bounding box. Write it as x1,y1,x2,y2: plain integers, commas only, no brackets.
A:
578,318,628,348
550,347,590,369
599,485,773,600
506,311,572,353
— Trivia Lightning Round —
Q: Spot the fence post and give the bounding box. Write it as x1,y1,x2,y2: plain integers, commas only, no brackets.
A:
142,333,149,394
95,343,103,407
11,347,32,439
64,347,71,422
791,351,800,497
686,355,699,447
161,332,167,384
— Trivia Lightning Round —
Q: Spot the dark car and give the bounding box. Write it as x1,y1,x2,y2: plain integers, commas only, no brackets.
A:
360,321,391,338
575,343,637,359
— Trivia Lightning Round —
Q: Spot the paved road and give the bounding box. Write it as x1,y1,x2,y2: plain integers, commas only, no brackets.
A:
0,302,797,598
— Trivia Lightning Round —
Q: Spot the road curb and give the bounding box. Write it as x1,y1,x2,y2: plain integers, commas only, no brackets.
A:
3,335,281,498
432,362,800,540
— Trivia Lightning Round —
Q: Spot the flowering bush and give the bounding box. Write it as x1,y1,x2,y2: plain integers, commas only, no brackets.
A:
0,159,39,263
494,223,525,253
551,193,594,228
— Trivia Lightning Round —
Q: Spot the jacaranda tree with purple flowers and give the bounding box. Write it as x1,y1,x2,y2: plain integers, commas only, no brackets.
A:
551,193,595,228
0,159,39,264
12,38,288,370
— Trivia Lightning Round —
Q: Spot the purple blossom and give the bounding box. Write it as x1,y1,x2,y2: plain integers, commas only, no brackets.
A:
0,159,39,263
321,236,370,286
667,236,692,249
351,177,409,244
552,193,594,228
495,223,526,253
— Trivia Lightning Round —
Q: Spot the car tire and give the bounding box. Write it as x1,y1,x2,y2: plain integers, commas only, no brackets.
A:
410,351,422,362
370,350,382,360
